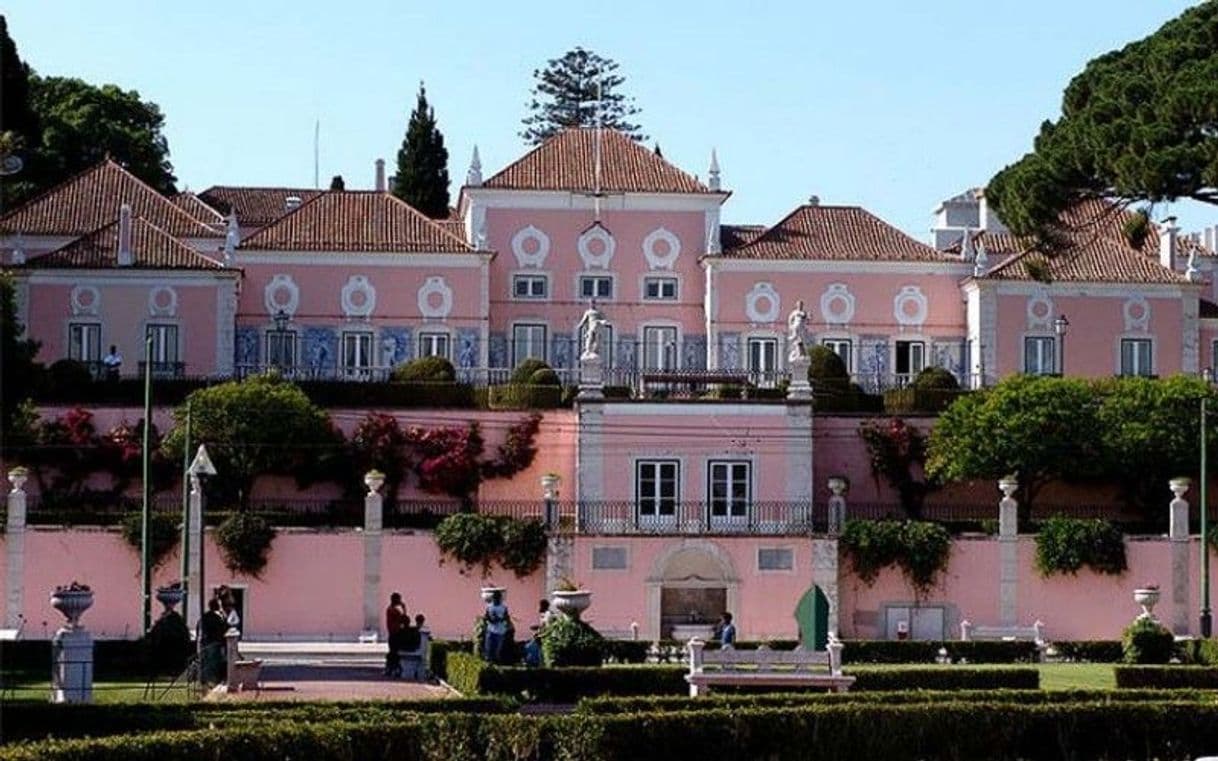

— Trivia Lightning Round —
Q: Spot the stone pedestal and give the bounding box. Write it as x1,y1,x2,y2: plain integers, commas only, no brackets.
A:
1169,478,1191,635
826,477,847,536
5,470,28,630
545,534,574,594
998,479,1019,627
186,477,204,630
51,627,93,703
811,538,840,638
787,355,811,400
362,472,385,642
578,354,605,400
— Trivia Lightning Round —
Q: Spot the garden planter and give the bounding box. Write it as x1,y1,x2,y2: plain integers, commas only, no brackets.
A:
155,585,185,615
1133,587,1161,620
480,586,506,604
671,624,716,642
51,588,94,629
551,589,592,617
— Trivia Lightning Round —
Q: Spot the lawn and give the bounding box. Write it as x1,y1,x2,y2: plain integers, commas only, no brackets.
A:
4,680,198,703
853,663,1115,690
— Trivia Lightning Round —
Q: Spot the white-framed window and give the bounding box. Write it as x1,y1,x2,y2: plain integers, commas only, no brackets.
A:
512,323,548,366
637,460,679,519
266,330,298,369
68,322,102,364
1023,336,1056,375
822,338,852,372
579,275,613,300
418,332,451,360
747,337,778,379
641,325,678,370
643,276,678,301
708,460,750,522
895,340,925,382
512,274,548,299
578,321,614,367
144,324,181,378
1120,338,1153,377
342,331,375,375
757,547,795,572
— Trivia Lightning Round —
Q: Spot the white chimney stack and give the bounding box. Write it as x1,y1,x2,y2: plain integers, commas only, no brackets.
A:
117,204,134,266
1160,216,1179,270
375,158,386,192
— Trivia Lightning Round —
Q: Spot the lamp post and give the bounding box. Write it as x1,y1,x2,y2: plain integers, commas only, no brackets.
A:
1203,368,1214,638
1053,314,1070,376
272,309,290,370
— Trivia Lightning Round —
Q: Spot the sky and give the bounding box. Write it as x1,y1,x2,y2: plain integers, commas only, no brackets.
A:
5,1,1212,240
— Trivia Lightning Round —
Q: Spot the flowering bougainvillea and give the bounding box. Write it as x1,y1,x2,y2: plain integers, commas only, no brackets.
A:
858,417,935,518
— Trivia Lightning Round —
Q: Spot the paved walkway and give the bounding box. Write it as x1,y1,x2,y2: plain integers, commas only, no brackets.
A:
209,664,457,702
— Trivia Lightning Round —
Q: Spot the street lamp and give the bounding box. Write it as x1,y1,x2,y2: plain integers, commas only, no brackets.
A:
272,309,290,370
1053,314,1070,376
1203,368,1214,638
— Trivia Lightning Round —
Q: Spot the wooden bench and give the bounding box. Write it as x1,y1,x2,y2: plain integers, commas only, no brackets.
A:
960,620,1046,650
686,637,854,697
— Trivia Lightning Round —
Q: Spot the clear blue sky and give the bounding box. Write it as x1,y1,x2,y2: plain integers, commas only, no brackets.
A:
6,1,1211,239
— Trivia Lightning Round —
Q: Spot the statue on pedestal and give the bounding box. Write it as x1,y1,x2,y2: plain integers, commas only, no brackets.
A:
577,301,610,361
787,299,809,362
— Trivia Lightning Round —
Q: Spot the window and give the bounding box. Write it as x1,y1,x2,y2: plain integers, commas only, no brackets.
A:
591,546,628,570
512,324,548,366
342,332,374,376
580,275,613,300
145,324,180,377
266,330,297,369
758,548,794,571
512,274,548,299
418,332,451,360
747,337,778,380
643,276,678,301
822,339,852,372
895,340,925,381
68,323,101,365
708,461,750,521
1120,339,1153,377
641,326,678,370
1023,336,1056,375
637,460,679,519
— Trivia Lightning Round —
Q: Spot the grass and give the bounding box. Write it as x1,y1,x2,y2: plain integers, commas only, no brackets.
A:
852,663,1115,691
4,679,198,704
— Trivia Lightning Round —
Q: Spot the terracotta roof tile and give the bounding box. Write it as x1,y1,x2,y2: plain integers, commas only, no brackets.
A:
723,205,949,262
0,160,222,239
720,224,766,250
24,217,224,270
438,219,467,242
482,128,713,194
197,186,323,228
172,192,226,229
239,191,476,253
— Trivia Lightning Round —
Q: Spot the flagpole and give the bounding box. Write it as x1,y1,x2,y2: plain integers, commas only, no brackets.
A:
179,401,192,618
141,336,154,635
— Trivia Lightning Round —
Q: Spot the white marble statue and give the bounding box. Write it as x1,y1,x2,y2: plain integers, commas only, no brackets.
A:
577,301,610,360
787,299,809,361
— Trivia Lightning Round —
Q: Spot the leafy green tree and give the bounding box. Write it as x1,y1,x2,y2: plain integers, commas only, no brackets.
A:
0,15,39,206
926,375,1104,508
162,375,342,508
520,47,645,145
987,3,1218,235
0,273,41,443
391,83,450,219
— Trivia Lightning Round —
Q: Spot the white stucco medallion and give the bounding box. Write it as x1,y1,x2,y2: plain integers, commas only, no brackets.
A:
69,285,100,317
893,285,928,327
341,275,377,319
511,225,551,268
263,274,300,318
1026,292,1054,330
745,282,781,323
578,224,616,269
148,286,179,317
642,227,680,270
417,276,453,319
1123,295,1151,333
819,283,855,325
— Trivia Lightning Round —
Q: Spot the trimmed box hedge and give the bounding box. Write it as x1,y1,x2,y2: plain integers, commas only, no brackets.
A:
841,639,1041,664
1049,640,1124,663
1115,666,1218,689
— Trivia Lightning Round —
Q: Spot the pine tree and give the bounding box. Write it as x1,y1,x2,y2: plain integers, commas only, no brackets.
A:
0,15,40,206
391,83,450,219
521,47,645,145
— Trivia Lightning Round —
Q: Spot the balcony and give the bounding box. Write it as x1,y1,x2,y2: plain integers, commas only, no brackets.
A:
574,500,815,535
137,361,186,379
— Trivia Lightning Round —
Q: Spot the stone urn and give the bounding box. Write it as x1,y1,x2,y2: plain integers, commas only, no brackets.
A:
998,477,1019,499
541,473,561,501
480,586,506,604
155,584,185,615
50,585,94,629
551,589,592,617
1134,587,1161,620
364,469,386,494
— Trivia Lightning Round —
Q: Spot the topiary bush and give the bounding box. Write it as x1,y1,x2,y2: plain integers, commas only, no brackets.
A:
215,512,277,577
540,614,605,667
510,359,552,384
528,367,561,386
392,356,456,383
912,366,960,391
47,358,94,389
1122,617,1175,664
808,345,850,388
1035,517,1127,576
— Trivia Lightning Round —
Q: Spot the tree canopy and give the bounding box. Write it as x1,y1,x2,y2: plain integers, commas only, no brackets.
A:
987,3,1218,235
392,83,450,219
520,47,645,145
0,15,39,206
0,272,41,441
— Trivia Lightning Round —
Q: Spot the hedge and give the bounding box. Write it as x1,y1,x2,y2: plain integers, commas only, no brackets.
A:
841,640,1040,664
486,383,565,410
0,640,182,678
1049,640,1124,663
1115,666,1218,689
7,702,1218,761
851,666,1038,691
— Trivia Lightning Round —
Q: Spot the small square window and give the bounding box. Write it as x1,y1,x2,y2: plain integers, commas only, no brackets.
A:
643,277,678,301
513,275,548,299
758,548,794,571
580,276,613,300
592,546,628,570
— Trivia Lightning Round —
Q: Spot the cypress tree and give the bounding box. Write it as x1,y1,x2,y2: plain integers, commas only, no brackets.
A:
329,175,345,190
0,15,40,205
391,83,450,219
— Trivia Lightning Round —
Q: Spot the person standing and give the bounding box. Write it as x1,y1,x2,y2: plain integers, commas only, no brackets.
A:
384,592,408,677
483,590,510,664
102,345,123,380
198,598,229,685
717,612,737,649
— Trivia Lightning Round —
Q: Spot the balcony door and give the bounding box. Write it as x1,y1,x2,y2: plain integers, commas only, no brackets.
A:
708,461,750,530
637,460,679,529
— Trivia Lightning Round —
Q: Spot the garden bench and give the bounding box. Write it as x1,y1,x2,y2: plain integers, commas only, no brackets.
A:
685,637,853,697
960,620,1046,649
224,629,263,694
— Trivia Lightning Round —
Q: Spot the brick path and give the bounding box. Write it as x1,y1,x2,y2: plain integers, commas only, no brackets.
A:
208,664,457,702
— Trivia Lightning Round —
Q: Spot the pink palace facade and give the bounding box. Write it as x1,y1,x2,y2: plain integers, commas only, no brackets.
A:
4,128,1218,641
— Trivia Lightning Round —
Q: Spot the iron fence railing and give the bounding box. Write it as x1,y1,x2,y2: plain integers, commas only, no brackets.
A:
574,500,815,535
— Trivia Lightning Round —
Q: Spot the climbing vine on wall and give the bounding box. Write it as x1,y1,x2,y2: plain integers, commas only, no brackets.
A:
434,513,547,578
840,519,952,599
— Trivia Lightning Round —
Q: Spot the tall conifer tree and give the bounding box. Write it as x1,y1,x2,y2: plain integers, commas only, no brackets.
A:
392,83,450,219
0,15,40,205
521,47,645,145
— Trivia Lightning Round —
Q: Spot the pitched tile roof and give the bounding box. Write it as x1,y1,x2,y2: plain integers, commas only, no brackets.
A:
172,192,226,228
197,186,323,228
0,160,222,239
722,205,950,262
24,217,224,270
482,128,713,194
720,224,766,250
239,191,476,253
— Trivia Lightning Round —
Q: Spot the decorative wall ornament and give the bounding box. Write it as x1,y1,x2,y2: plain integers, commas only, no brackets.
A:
235,327,259,368
148,286,178,317
1026,292,1054,330
893,285,928,327
341,275,377,319
819,283,855,325
417,276,453,319
551,332,574,369
614,336,638,370
379,328,411,367
511,225,551,268
578,223,616,269
263,274,300,318
69,285,100,317
682,335,708,370
745,282,781,323
1123,295,1151,333
488,333,508,369
457,329,480,370
303,327,338,372
642,227,681,270
718,332,742,370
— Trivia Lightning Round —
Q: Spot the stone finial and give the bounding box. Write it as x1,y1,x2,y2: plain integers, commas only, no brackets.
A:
827,476,847,497
466,145,483,187
998,477,1018,499
364,469,385,495
707,149,720,191
960,227,974,260
223,214,239,265
117,204,134,267
1187,247,1201,282
7,466,28,493
973,238,989,277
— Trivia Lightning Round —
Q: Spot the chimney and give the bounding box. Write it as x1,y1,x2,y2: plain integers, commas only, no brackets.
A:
284,195,303,212
117,204,134,266
1160,216,1179,269
375,158,386,192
